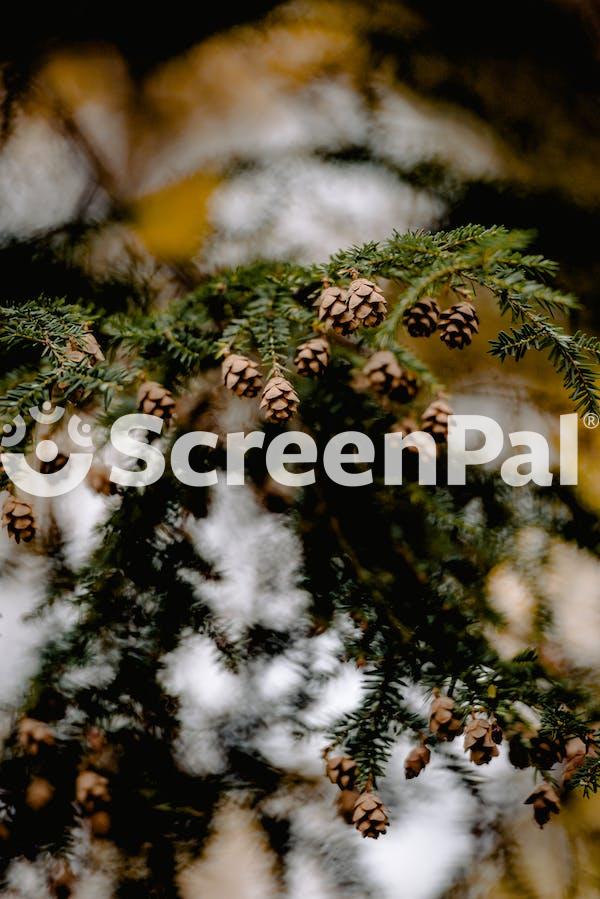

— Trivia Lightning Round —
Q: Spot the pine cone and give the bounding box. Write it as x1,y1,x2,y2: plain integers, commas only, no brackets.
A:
294,338,330,377
326,754,358,791
137,381,176,422
66,330,105,365
525,781,561,828
404,744,431,779
89,810,111,837
363,352,418,403
421,397,453,443
403,297,440,337
530,735,565,769
389,418,438,462
87,466,118,496
222,354,263,397
76,770,110,814
26,777,55,811
352,791,389,838
429,695,464,741
317,286,356,335
260,377,299,423
40,453,68,475
438,302,479,349
347,278,387,328
464,716,500,765
508,734,531,769
2,497,36,543
17,718,55,755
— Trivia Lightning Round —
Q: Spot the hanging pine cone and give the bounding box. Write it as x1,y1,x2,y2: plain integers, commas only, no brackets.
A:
89,810,111,837
464,716,500,765
317,286,356,335
87,466,118,497
222,354,263,397
66,330,104,365
26,777,55,811
17,718,55,755
137,381,176,422
525,782,561,828
363,352,418,403
438,302,479,349
404,744,431,779
40,453,68,475
403,297,440,337
260,377,299,423
294,338,330,377
352,791,389,838
325,754,358,791
75,771,110,814
421,397,453,443
429,695,464,741
346,278,387,328
2,497,36,543
508,734,531,769
530,735,565,769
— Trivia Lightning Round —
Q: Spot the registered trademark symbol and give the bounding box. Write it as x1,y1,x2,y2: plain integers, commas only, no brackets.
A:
584,412,599,429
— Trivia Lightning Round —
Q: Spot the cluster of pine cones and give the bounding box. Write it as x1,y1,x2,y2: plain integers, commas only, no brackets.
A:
324,753,389,839
402,295,480,349
329,694,597,836
13,718,114,842
132,279,478,429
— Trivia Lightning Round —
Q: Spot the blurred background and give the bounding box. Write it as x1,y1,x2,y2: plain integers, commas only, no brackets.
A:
1,2,600,896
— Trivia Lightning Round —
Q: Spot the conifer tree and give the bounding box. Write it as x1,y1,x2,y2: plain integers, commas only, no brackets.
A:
0,225,599,894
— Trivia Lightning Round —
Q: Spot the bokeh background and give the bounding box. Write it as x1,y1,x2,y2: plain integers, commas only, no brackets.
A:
1,3,600,896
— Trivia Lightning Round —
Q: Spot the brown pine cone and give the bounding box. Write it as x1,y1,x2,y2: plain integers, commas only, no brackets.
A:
421,397,453,443
530,735,565,769
17,718,55,755
138,381,176,422
403,297,440,337
87,466,118,496
352,791,389,839
326,754,358,791
525,782,561,828
26,777,55,811
40,453,69,475
317,286,356,335
429,695,464,741
363,352,418,403
75,771,110,814
404,744,431,779
259,377,299,423
347,278,387,328
438,302,479,349
294,338,330,377
89,810,111,837
66,330,104,365
508,734,531,769
464,716,500,765
2,497,36,543
222,354,263,397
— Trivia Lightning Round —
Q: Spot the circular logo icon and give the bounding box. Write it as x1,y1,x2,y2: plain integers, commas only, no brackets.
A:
583,412,599,429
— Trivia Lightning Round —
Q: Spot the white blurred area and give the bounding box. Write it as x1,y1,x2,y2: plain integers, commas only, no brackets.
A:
0,7,599,899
